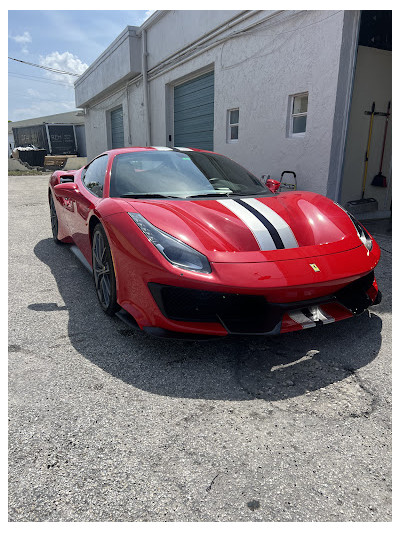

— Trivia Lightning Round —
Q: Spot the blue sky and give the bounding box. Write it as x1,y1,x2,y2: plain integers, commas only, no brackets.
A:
8,10,154,121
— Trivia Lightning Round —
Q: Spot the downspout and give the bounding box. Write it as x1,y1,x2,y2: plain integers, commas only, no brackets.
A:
142,29,151,146
126,82,132,145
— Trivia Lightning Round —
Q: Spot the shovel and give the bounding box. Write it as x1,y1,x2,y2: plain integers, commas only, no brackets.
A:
371,100,390,187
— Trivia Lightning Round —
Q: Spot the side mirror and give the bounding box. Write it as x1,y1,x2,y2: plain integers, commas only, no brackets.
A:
266,178,281,193
54,182,80,200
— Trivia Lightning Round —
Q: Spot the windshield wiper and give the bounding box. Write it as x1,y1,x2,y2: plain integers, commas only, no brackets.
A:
184,192,235,199
121,191,268,199
184,191,260,199
120,193,178,199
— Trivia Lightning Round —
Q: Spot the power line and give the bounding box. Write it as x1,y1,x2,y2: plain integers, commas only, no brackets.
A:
219,11,342,71
12,92,75,104
9,71,72,88
8,56,81,77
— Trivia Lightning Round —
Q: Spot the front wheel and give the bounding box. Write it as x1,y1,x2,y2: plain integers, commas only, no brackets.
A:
92,223,120,316
49,193,62,244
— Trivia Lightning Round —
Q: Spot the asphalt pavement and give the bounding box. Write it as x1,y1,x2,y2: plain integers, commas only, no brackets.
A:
8,175,392,521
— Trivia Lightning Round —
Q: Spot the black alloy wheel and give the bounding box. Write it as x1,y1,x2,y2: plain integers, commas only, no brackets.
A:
92,223,120,315
49,193,62,244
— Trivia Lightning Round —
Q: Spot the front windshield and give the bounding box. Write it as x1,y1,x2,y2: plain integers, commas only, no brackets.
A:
109,150,270,198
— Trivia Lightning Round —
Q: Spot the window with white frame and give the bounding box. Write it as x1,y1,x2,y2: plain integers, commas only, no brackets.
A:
227,108,239,142
289,93,308,136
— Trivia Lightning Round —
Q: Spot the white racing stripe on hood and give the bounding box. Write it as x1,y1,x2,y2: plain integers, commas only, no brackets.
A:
217,199,277,250
151,146,173,151
173,147,193,151
242,198,299,249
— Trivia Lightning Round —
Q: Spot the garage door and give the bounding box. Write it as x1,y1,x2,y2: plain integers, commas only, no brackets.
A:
174,71,214,151
111,107,124,149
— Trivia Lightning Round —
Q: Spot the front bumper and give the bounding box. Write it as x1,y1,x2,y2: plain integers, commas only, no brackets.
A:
144,271,380,337
104,212,381,337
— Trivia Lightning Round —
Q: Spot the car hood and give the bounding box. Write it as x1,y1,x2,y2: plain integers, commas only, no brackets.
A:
125,191,364,263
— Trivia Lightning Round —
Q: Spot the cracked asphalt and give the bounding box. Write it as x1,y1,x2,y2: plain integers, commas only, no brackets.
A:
8,175,392,521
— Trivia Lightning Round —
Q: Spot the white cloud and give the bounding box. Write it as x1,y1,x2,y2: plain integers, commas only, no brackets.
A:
10,31,32,45
10,31,32,54
39,51,88,86
26,88,41,98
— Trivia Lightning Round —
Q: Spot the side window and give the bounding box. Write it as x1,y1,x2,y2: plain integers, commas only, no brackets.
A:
227,108,239,143
82,155,108,197
289,93,308,136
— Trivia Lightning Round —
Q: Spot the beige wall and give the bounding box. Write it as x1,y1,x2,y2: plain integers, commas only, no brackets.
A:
341,46,392,209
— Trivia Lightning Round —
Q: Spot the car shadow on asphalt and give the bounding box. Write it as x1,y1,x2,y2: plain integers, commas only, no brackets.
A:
33,238,383,403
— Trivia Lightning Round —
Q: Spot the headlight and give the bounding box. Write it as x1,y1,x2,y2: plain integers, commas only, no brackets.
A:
348,213,373,251
334,203,373,252
129,212,211,273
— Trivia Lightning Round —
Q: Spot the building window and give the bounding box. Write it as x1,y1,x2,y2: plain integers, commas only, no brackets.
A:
289,93,308,136
227,108,239,142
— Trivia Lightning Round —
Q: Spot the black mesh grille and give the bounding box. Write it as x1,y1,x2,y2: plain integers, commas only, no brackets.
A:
148,283,267,322
335,270,375,314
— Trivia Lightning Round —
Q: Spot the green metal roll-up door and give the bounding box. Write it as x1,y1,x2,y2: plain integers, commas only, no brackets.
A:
174,71,214,151
111,107,124,149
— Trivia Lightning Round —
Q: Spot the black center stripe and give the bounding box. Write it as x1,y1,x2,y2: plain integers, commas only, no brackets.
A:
234,199,285,249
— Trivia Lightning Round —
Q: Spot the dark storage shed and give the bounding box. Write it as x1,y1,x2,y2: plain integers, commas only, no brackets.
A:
12,123,80,155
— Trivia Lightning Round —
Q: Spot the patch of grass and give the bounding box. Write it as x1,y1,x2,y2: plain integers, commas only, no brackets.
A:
8,170,50,176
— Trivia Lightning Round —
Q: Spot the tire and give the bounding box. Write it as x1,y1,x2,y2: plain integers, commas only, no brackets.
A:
92,223,120,316
49,193,62,244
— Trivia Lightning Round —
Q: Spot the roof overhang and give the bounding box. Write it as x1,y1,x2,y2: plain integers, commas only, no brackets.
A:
74,26,141,108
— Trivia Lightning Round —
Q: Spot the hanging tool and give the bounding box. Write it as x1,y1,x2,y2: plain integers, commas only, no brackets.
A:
345,102,378,215
371,100,390,187
361,101,375,198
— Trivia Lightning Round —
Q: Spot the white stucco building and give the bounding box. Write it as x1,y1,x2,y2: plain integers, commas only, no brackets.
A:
74,10,391,215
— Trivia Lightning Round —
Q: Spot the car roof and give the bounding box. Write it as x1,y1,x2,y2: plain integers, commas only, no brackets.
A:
103,146,211,157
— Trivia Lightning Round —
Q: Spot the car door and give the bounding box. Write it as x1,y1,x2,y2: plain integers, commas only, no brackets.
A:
70,154,109,263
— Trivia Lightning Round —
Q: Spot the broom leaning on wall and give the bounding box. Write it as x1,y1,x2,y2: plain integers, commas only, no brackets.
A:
371,101,390,188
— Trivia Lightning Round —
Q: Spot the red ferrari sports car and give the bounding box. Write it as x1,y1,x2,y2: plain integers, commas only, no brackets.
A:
49,147,381,338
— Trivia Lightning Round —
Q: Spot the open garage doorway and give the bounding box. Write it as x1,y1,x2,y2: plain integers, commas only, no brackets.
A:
340,11,392,217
